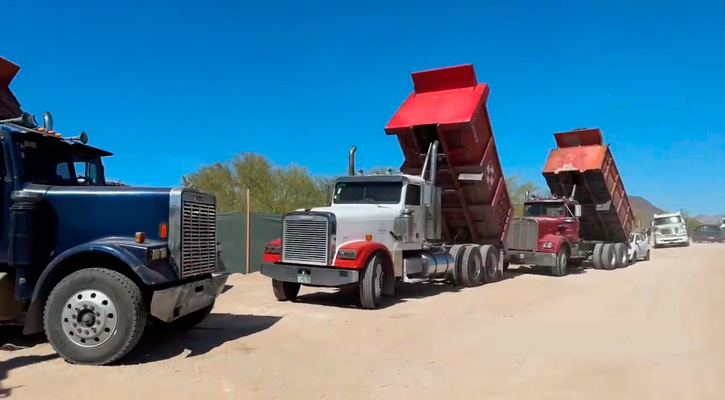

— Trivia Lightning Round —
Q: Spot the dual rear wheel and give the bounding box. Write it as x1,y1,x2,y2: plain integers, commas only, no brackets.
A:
592,242,629,270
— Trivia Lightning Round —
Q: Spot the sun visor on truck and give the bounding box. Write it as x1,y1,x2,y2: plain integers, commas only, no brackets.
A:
0,57,22,120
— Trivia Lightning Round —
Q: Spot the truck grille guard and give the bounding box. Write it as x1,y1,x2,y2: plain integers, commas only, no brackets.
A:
169,188,218,279
281,211,337,266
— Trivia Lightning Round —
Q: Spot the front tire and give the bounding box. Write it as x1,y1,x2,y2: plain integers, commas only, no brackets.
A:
272,280,300,301
552,247,569,277
359,253,384,309
44,268,146,365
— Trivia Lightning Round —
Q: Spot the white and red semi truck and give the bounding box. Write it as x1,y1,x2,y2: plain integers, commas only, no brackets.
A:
260,64,513,309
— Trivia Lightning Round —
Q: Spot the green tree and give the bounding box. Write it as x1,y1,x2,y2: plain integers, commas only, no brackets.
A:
183,152,327,214
505,175,541,216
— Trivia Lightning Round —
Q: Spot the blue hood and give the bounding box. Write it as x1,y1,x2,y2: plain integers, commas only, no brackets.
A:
38,185,172,256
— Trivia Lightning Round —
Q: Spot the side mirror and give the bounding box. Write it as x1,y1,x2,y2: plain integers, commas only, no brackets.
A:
573,204,582,217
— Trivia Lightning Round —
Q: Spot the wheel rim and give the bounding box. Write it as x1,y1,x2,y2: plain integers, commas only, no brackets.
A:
61,289,118,348
561,253,567,270
471,253,482,281
374,262,383,298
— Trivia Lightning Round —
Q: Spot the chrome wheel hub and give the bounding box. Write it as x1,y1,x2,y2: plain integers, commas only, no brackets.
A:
61,289,118,347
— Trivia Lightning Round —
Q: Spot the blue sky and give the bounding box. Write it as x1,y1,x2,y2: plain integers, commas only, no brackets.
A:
3,0,723,215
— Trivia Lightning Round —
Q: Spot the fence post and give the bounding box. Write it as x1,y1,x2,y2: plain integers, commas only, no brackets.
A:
246,188,251,274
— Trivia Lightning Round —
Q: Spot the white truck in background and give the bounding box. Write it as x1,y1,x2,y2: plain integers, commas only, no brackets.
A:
651,211,690,248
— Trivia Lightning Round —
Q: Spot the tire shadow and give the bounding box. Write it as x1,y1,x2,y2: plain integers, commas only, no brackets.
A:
294,281,463,310
504,265,588,277
119,313,281,365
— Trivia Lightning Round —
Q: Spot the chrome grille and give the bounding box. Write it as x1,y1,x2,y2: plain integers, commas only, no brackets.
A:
181,199,217,277
282,214,330,266
506,218,538,251
660,228,674,236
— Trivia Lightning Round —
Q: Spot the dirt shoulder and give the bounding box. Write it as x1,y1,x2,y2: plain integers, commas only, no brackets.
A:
2,243,724,399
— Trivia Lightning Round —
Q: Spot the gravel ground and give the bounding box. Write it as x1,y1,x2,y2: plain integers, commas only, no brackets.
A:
1,242,724,399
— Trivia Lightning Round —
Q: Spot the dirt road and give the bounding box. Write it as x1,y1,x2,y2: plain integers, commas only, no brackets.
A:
2,243,724,399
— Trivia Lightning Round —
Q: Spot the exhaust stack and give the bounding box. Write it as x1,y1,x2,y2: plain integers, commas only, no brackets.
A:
348,146,357,176
42,111,53,132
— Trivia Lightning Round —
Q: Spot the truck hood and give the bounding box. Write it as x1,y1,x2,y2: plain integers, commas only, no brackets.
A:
301,204,398,246
32,185,172,256
654,223,686,234
306,204,399,221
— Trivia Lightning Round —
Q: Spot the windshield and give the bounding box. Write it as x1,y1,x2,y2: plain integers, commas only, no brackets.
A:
700,225,722,233
333,181,402,204
17,135,105,186
524,202,567,217
654,216,683,226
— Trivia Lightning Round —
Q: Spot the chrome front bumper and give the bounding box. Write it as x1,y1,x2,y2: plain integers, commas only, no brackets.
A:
150,273,229,322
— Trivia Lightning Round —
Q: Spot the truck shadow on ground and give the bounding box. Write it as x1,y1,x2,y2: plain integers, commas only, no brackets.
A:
120,313,281,365
295,281,463,310
0,354,59,398
505,265,588,277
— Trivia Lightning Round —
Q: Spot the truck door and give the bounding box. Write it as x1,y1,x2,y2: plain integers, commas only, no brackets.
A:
403,183,423,242
561,202,580,242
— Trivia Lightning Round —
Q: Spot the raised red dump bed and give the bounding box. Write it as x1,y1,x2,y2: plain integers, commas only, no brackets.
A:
384,64,512,247
542,128,634,243
0,57,22,120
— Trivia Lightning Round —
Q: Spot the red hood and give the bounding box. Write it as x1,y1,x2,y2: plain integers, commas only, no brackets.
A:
528,216,563,238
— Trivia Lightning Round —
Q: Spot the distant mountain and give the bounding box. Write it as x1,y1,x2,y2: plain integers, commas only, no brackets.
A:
629,196,666,227
693,214,723,225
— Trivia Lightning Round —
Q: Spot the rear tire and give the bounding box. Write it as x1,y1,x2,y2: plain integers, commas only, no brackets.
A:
592,243,604,269
480,245,502,283
359,253,384,309
447,244,466,286
614,243,628,268
44,268,146,366
551,247,569,277
272,280,300,301
601,243,617,270
459,245,483,288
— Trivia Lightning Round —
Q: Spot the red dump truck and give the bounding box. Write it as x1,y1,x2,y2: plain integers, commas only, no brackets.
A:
505,128,635,276
260,64,513,309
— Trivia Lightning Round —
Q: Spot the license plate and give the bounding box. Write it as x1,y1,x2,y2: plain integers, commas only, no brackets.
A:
297,274,311,284
519,254,525,259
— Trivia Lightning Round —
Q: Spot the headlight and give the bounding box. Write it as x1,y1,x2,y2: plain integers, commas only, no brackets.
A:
541,242,553,249
150,247,168,261
265,245,281,254
337,249,357,260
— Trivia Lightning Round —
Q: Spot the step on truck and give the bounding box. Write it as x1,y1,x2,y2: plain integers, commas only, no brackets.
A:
0,57,228,365
260,64,513,309
505,128,636,275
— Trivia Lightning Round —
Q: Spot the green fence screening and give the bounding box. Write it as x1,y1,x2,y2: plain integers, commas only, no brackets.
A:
216,212,282,274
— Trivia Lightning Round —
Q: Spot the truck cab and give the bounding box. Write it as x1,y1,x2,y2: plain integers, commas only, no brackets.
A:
0,55,228,366
505,195,582,275
651,211,689,248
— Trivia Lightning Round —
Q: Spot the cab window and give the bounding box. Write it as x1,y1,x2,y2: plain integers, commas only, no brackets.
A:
405,184,421,206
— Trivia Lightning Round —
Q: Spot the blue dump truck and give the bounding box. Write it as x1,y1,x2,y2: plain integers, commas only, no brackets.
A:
0,57,228,365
